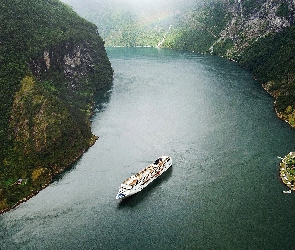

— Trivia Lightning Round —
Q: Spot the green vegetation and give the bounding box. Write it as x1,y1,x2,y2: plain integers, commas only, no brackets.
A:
239,25,295,120
276,2,291,17
280,152,295,189
0,0,113,212
163,1,230,52
242,0,264,17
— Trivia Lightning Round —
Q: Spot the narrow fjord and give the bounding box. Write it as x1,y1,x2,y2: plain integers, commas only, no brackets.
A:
1,48,295,249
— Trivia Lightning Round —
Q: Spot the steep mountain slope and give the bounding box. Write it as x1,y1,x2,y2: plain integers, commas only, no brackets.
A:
61,0,195,47
163,0,295,127
0,0,113,212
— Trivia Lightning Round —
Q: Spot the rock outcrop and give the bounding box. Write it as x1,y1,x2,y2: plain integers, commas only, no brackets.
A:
211,0,295,58
30,40,111,92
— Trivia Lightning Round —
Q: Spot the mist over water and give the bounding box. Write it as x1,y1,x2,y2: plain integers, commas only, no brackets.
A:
1,48,295,249
61,0,196,40
63,0,195,12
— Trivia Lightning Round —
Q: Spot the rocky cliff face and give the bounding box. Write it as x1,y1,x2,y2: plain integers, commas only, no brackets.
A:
30,40,110,92
211,0,295,58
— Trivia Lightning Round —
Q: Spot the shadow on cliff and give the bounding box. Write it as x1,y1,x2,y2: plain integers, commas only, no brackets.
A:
92,84,113,117
51,86,113,185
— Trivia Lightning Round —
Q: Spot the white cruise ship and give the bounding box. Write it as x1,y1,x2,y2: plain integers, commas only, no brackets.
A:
116,156,172,200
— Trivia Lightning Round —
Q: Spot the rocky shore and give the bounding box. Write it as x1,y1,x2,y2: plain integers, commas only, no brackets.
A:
261,85,295,192
279,152,295,192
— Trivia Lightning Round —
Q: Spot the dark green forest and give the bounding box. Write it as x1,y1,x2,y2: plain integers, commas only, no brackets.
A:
239,25,295,113
0,0,112,211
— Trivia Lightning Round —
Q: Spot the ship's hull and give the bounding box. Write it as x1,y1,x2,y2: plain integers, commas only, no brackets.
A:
116,156,172,200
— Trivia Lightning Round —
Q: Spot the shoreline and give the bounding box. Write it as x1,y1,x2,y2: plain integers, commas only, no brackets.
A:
0,135,98,215
1,56,292,214
0,80,111,216
261,84,295,192
279,152,295,191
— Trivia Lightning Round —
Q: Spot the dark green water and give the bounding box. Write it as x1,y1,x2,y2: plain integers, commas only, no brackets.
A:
1,48,295,249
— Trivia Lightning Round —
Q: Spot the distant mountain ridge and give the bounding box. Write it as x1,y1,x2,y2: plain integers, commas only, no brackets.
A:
0,0,113,213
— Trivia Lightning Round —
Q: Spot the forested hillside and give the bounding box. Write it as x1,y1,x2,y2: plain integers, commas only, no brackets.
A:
0,0,113,212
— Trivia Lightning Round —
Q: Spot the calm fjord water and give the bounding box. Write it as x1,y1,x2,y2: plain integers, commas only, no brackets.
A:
1,48,295,249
